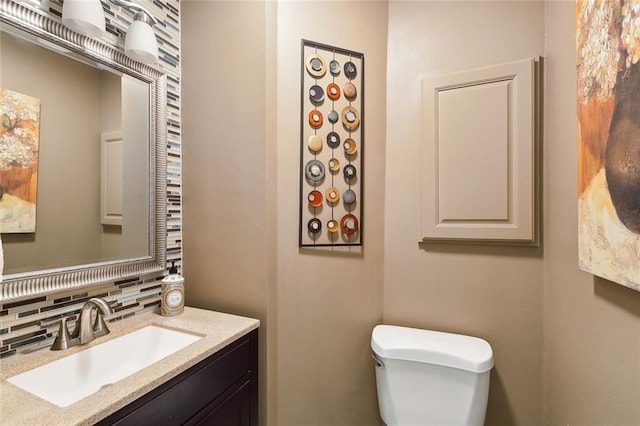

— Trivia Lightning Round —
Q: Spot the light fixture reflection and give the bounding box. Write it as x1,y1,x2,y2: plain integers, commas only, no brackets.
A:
61,0,159,64
124,12,159,64
61,0,106,38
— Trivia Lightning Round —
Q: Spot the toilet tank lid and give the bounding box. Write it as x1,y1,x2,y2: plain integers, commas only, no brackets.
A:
371,325,494,373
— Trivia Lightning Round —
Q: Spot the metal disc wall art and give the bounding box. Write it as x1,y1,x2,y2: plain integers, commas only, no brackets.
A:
299,40,363,247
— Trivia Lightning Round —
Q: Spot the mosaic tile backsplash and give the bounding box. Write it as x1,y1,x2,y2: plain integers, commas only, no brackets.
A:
0,0,181,358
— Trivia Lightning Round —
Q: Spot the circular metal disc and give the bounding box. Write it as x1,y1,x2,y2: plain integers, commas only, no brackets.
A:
328,157,340,172
308,218,322,234
344,61,357,79
326,186,340,203
329,59,341,76
343,82,357,100
309,85,325,103
341,106,360,131
305,54,327,78
308,190,323,207
327,83,340,101
343,189,356,205
327,131,341,149
340,214,359,235
344,164,357,180
305,159,325,182
343,138,358,155
308,134,322,153
308,109,324,128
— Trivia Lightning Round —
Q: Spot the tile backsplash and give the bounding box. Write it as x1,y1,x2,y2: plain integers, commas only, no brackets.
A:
0,0,182,357
0,275,162,357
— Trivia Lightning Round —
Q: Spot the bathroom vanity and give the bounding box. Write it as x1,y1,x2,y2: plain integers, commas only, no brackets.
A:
0,307,259,425
96,327,258,425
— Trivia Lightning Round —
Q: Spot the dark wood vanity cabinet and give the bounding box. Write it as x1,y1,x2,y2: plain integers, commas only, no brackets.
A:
96,329,258,426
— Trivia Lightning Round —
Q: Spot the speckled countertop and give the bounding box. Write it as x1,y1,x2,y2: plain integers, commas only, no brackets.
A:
0,307,259,425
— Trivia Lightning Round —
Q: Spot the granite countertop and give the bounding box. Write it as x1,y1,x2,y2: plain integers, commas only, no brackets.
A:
0,307,259,425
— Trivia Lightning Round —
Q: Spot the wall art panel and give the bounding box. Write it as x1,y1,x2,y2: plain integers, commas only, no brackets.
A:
0,88,40,233
299,40,363,247
577,0,640,291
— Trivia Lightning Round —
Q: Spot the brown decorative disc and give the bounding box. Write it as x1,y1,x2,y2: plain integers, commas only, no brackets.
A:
343,82,357,100
340,214,359,235
308,190,323,207
308,109,324,128
341,106,360,130
343,138,357,155
326,186,340,203
327,83,341,101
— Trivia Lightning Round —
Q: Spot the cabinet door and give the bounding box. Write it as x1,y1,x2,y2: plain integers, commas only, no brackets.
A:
420,58,539,245
192,380,252,426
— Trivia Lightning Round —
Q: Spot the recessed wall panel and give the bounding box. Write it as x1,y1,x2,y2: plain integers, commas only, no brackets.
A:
420,58,539,244
437,81,509,222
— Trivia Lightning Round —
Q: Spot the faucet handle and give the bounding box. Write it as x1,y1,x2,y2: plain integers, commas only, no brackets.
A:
89,297,112,338
51,317,73,351
93,313,111,338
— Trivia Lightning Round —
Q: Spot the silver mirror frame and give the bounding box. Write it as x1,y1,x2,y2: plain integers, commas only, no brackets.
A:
0,0,167,303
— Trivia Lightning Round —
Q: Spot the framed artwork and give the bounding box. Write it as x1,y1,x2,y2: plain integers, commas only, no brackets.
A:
0,88,41,233
577,0,640,291
299,40,364,247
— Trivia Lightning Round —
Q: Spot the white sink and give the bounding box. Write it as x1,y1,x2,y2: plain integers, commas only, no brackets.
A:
7,325,201,407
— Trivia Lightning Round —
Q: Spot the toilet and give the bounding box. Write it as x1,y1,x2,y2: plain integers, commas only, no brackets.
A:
371,325,493,426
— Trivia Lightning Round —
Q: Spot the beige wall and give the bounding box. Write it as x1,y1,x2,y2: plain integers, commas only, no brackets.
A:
181,0,271,423
384,2,544,424
543,2,640,423
183,1,640,425
275,2,387,425
183,1,387,425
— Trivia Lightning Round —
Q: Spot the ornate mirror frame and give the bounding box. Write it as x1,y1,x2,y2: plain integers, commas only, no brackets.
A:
0,0,167,303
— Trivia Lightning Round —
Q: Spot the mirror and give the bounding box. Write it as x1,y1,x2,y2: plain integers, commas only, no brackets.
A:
1,30,151,274
0,2,167,302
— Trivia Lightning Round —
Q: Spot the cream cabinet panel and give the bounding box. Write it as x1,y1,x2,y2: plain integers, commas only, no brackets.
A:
101,131,123,226
420,58,539,244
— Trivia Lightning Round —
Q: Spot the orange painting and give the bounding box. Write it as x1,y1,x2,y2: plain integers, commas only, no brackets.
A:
577,0,640,291
0,88,41,233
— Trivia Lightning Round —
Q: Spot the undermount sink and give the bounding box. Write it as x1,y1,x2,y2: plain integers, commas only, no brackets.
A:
7,325,202,407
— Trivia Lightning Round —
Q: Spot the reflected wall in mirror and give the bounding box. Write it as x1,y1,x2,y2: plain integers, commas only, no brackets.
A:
1,30,150,274
0,0,167,303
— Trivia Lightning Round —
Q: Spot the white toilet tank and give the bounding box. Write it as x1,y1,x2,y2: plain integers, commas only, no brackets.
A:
371,325,493,426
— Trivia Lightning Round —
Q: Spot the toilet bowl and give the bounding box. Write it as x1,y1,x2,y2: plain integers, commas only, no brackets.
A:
371,325,493,426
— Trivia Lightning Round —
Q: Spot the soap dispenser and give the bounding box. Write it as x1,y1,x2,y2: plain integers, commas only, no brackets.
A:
161,261,185,316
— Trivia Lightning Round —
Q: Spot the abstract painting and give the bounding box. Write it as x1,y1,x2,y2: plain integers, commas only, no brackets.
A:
577,0,640,291
0,88,41,233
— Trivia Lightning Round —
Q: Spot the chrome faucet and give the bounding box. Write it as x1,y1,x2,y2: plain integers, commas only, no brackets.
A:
51,297,113,351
